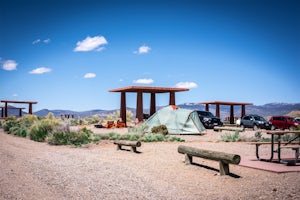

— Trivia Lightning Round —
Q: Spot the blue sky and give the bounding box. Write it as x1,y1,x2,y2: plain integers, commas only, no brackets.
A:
1,0,299,112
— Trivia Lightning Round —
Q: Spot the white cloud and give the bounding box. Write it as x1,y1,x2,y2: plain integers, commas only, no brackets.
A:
32,39,41,44
29,67,52,74
133,78,154,84
134,45,151,54
33,38,51,44
174,82,198,89
84,73,96,78
43,38,51,43
12,93,18,97
2,60,17,71
74,35,108,52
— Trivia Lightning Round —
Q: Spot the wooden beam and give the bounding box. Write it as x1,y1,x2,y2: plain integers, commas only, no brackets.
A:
136,91,143,122
216,104,220,118
150,93,156,115
120,92,127,125
230,105,234,124
169,91,175,105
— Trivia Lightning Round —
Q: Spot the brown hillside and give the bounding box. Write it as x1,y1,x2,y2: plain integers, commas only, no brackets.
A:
286,110,300,117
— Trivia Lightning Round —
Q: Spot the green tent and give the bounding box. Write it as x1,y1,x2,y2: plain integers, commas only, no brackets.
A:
145,106,206,134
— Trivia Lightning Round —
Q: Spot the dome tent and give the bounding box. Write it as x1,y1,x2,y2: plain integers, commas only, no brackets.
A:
145,105,205,134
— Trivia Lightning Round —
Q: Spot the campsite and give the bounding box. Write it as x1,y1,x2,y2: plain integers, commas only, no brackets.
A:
1,125,300,199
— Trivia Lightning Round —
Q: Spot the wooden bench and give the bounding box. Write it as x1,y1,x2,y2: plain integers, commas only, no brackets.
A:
113,140,141,152
214,126,244,132
178,145,240,176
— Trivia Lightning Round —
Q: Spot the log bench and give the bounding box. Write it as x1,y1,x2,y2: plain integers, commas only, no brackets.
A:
113,140,141,152
178,145,240,176
213,126,244,132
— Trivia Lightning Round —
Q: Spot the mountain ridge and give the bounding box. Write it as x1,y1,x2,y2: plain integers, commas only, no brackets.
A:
4,102,300,119
32,102,300,119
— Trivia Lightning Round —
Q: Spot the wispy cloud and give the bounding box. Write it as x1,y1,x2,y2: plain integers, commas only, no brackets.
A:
84,73,96,78
32,38,51,45
174,82,198,89
29,67,52,74
43,38,51,43
74,35,108,52
32,39,41,44
134,45,151,54
2,60,17,71
12,93,18,97
133,78,154,84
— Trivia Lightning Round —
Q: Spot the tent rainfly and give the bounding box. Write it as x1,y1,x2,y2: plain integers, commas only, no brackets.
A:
145,105,205,134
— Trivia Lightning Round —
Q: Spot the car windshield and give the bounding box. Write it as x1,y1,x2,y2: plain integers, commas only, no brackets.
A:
254,116,265,121
198,111,214,117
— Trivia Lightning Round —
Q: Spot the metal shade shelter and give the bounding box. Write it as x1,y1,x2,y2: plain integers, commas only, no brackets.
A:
109,86,189,125
198,101,253,124
1,100,38,118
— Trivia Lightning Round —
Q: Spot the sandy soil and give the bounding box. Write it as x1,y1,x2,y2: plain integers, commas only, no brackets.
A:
0,128,299,200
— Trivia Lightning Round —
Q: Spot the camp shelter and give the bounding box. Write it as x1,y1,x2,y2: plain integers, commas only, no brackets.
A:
145,105,205,134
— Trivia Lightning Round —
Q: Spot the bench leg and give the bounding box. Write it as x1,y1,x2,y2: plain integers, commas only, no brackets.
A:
219,161,230,175
294,148,299,163
117,144,122,150
185,154,192,165
131,146,137,152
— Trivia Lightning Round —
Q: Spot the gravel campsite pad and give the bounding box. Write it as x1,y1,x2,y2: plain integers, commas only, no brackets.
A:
0,129,299,200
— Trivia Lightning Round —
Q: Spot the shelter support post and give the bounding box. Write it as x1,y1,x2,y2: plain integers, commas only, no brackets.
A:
120,92,127,125
241,105,246,118
169,92,175,105
1,108,3,118
230,105,234,124
216,104,220,118
4,102,8,117
19,108,22,117
150,93,156,115
29,103,33,114
205,104,209,111
136,91,143,122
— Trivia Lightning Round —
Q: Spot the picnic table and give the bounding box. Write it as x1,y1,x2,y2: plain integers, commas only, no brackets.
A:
254,130,300,165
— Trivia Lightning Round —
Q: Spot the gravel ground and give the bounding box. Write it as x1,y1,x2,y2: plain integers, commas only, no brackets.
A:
1,128,300,200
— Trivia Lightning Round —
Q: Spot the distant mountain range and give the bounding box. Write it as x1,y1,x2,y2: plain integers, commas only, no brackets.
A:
4,103,300,119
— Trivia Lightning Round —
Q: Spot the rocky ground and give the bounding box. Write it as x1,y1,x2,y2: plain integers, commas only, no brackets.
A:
0,128,299,200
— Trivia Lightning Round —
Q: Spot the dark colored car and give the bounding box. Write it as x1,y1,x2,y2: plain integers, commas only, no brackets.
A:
269,116,299,130
196,110,223,129
240,114,272,130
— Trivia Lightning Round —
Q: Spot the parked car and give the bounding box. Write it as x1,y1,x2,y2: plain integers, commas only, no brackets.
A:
269,116,299,130
196,110,223,129
294,117,300,124
240,114,273,130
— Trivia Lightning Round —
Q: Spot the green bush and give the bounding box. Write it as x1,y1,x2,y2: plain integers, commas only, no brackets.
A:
3,116,18,132
47,131,90,146
151,125,168,135
29,113,60,142
220,131,240,142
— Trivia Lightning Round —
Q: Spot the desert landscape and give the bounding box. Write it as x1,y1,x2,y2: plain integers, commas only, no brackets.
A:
1,127,299,200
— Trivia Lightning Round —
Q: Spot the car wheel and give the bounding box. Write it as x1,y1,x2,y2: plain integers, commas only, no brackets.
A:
270,125,275,130
289,126,295,131
240,124,245,130
253,124,258,131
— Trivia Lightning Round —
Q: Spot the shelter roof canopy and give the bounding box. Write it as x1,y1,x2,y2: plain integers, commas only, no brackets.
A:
198,101,253,106
1,100,38,104
109,86,189,93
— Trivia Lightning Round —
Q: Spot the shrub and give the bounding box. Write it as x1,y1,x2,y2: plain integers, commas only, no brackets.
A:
141,133,165,142
220,131,240,142
47,131,90,146
151,125,168,135
3,116,18,132
167,136,185,142
29,113,60,142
